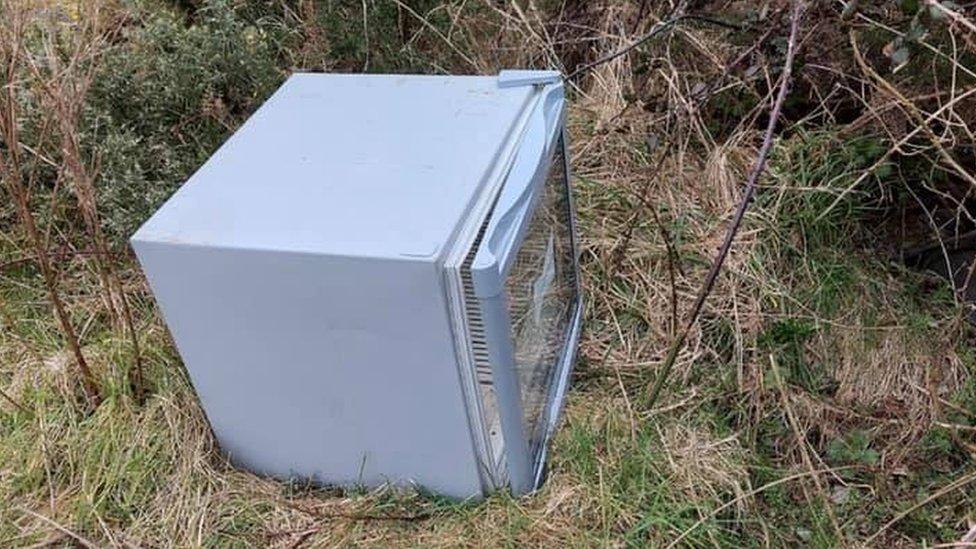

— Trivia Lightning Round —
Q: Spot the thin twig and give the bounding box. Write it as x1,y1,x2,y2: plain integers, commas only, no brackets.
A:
565,1,690,81
815,83,976,222
0,247,126,273
0,384,27,413
564,8,746,81
666,465,857,548
849,31,976,190
925,0,976,36
651,203,681,336
388,0,479,70
646,0,806,408
770,354,846,544
864,471,976,545
961,524,976,544
286,528,318,549
609,140,676,272
18,507,99,548
0,7,101,406
31,1,147,404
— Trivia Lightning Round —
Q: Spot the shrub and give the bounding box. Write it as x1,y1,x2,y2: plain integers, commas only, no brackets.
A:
85,0,294,239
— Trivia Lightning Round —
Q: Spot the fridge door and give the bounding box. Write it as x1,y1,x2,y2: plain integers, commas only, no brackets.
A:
470,81,582,494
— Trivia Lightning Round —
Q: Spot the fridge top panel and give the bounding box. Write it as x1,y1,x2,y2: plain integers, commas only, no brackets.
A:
132,73,535,260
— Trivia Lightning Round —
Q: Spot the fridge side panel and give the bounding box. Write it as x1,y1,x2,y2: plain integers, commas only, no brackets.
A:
132,239,484,499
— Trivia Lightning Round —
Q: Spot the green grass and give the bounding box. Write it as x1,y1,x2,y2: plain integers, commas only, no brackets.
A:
2,0,976,546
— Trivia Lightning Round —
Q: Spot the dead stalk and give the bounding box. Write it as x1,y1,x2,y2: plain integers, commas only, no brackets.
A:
0,1,102,406
646,0,806,408
32,2,146,402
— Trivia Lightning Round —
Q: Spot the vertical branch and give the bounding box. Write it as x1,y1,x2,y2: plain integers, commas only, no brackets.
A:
611,140,682,337
646,0,806,408
649,203,680,337
33,2,146,402
0,3,101,406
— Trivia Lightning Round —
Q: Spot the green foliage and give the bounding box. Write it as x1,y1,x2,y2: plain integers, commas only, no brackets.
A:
298,0,495,74
826,430,879,466
314,1,445,72
918,427,962,467
763,131,888,252
758,318,826,392
558,412,749,546
80,0,498,240
742,465,844,547
2,0,974,545
745,130,900,393
86,0,294,239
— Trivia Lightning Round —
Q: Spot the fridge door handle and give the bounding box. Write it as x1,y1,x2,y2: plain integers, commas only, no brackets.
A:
471,82,564,299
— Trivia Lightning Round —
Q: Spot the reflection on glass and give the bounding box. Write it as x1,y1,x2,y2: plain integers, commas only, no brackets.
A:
504,134,577,457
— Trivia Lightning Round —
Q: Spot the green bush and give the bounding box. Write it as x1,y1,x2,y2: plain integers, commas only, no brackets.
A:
85,0,294,240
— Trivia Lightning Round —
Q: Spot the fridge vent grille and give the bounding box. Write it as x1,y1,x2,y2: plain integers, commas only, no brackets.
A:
461,220,493,386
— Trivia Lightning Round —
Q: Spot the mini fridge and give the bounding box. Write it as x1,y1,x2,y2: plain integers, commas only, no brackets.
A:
132,71,583,499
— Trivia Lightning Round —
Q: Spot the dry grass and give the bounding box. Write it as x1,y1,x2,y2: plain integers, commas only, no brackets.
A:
2,0,976,546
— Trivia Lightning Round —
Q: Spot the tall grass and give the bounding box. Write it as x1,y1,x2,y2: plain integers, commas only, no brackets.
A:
0,0,975,546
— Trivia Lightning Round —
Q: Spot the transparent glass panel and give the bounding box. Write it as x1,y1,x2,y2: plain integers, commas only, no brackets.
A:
504,134,577,457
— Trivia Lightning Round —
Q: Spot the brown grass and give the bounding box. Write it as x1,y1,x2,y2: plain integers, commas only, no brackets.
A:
2,0,976,546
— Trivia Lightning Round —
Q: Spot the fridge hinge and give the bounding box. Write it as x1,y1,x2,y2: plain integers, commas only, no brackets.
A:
497,70,562,88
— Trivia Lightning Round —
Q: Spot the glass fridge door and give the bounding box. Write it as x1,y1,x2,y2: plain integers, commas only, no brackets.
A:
502,133,578,460
469,80,580,493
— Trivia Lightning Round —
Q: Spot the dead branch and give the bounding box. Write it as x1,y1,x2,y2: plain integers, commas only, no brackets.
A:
646,0,806,409
564,7,744,82
20,2,145,403
849,31,976,190
0,4,101,406
565,7,686,81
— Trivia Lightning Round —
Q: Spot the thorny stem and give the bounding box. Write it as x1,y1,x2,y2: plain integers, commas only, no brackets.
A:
0,8,102,407
645,0,806,409
608,139,681,338
38,6,147,404
565,12,687,81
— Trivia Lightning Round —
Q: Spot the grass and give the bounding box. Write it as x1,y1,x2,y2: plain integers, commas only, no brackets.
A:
2,0,976,546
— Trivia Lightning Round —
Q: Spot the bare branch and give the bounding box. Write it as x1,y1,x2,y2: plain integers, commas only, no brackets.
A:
0,1,101,406
646,0,806,409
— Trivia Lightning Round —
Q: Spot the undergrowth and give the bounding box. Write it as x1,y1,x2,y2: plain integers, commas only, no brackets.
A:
1,0,975,547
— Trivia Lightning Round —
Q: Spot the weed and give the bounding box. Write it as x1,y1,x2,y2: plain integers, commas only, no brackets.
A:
86,0,292,239
826,430,880,466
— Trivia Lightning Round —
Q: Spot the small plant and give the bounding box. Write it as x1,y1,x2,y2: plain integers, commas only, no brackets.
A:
758,318,826,393
826,430,880,466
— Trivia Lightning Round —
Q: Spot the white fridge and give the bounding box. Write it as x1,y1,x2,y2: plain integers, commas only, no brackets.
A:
132,70,583,499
